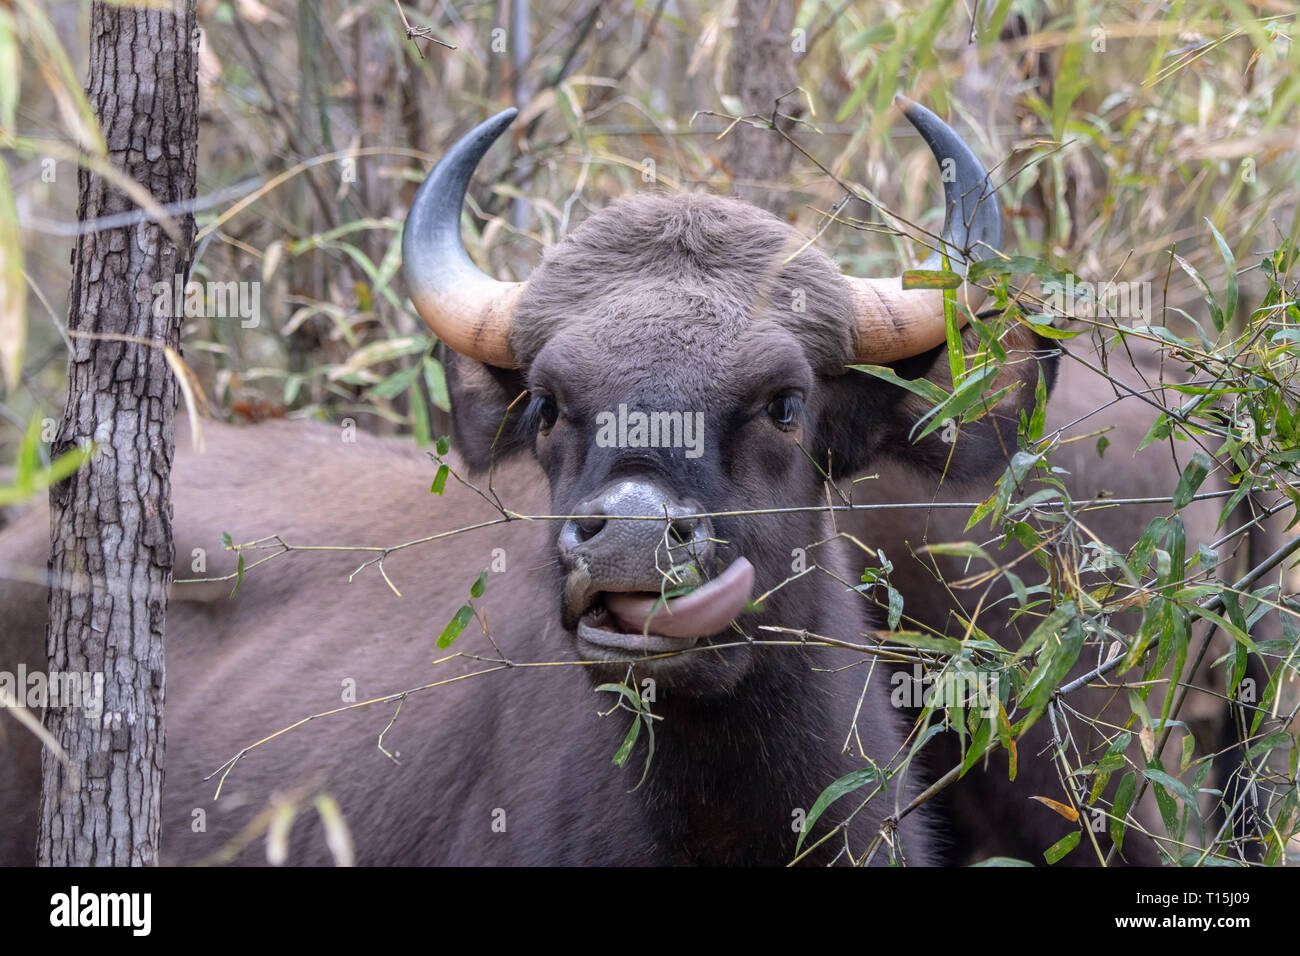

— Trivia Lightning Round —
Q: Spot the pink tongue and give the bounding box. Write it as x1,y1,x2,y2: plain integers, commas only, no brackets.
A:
603,558,755,639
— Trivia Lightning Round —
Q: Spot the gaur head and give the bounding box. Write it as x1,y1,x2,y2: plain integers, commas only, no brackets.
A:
402,102,1052,694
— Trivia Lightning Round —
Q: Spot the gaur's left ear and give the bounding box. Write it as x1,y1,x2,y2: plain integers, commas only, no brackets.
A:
818,323,1060,483
444,350,533,474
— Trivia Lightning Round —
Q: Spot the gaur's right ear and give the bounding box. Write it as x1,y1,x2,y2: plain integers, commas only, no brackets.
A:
818,323,1059,483
444,350,533,473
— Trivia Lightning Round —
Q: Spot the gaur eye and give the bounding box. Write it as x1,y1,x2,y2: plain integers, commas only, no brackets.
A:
766,394,801,429
535,394,559,431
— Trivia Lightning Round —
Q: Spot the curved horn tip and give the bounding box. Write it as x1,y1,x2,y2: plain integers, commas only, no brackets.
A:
891,94,1003,263
892,94,949,138
893,94,944,127
447,108,519,163
485,106,519,130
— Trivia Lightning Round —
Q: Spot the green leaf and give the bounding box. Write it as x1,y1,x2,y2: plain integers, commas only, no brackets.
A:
886,586,903,631
1245,731,1293,762
423,357,451,412
902,268,962,290
469,570,488,600
924,541,995,564
795,766,879,855
1014,313,1085,339
435,435,451,457
355,280,373,313
1043,830,1081,864
1014,602,1077,662
594,682,657,790
410,384,430,446
1206,218,1237,329
943,282,965,384
1008,520,1041,552
1171,452,1211,510
1111,771,1137,852
437,604,475,649
330,336,429,380
1191,606,1260,656
1027,366,1048,442
849,363,948,405
611,711,641,767
594,682,643,709
369,364,419,401
1180,732,1196,773
972,856,1033,867
43,446,92,489
633,713,657,791
1137,412,1175,451
283,373,305,406
1144,763,1182,836
966,256,1074,286
1196,544,1218,571
15,413,38,484
1174,253,1224,332
882,631,964,655
1130,516,1169,574
1019,612,1085,726
1049,28,1086,142
1142,767,1197,808
912,365,999,441
429,464,449,496
959,713,996,777
230,553,245,598
0,417,94,507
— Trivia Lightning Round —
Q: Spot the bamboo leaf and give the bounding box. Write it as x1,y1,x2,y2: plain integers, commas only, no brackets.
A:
1043,830,1081,864
437,604,475,649
795,766,879,855
1030,795,1080,822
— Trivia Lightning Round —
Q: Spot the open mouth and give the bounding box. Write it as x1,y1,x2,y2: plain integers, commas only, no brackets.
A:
576,557,755,652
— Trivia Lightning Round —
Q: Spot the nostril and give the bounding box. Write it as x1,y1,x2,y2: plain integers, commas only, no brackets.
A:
668,517,697,546
574,515,606,542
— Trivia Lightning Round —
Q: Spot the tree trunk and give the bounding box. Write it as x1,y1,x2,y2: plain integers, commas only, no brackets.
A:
725,0,800,217
39,0,197,867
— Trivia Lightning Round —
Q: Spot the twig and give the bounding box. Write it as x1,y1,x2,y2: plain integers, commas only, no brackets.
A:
393,0,456,57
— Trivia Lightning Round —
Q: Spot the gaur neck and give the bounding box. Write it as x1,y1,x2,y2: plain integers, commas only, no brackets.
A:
631,647,845,866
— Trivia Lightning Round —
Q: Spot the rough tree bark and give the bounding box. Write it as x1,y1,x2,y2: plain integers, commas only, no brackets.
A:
39,0,197,866
725,0,800,217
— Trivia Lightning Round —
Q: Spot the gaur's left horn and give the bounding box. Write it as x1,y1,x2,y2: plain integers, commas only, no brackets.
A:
848,96,1002,363
402,108,523,368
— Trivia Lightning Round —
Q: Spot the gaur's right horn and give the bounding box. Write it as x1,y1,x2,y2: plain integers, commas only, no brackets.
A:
402,108,523,368
846,96,1002,364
